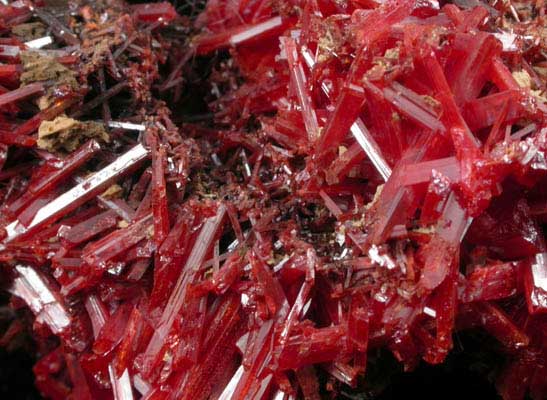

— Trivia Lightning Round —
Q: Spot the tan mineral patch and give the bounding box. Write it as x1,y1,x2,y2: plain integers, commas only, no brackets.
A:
384,48,400,60
512,69,546,103
412,226,436,235
422,95,441,110
20,52,78,88
512,69,532,89
38,116,109,153
101,184,123,200
12,22,47,41
533,66,547,81
366,184,384,211
117,220,129,229
39,116,79,136
20,51,79,109
531,89,547,103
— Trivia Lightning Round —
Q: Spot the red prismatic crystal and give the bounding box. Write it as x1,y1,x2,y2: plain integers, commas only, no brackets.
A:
5,143,149,242
0,82,44,107
12,264,71,335
141,204,226,378
59,210,118,248
280,37,319,141
462,262,519,303
316,83,366,157
420,193,471,290
6,140,101,218
148,135,170,247
194,16,292,55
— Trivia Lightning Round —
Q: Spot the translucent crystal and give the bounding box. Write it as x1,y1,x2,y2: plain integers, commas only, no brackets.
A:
4,144,149,242
12,264,70,334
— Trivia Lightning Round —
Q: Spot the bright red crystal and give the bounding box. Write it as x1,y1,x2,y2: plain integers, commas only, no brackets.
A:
0,1,546,400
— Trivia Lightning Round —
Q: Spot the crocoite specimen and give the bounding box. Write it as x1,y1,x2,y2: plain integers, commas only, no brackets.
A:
0,0,546,399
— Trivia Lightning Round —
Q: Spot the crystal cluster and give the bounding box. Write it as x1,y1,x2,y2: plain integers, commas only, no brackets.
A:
0,0,546,399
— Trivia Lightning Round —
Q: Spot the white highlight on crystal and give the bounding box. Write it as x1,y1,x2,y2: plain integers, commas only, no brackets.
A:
0,45,20,57
301,46,315,69
532,253,547,291
109,365,134,400
132,374,151,396
12,265,70,334
301,47,391,181
25,36,53,49
230,16,283,45
5,144,149,242
282,164,292,175
273,256,290,273
236,332,249,354
350,119,392,181
241,150,252,178
227,238,239,252
218,365,244,400
492,32,534,52
273,389,296,400
423,306,437,318
368,244,396,269
107,121,146,131
211,153,222,166
84,295,107,338
494,32,518,51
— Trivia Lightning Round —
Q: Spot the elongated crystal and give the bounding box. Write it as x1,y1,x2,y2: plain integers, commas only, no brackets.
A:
420,192,471,290
12,264,70,334
316,83,366,156
462,262,518,303
446,33,501,105
195,16,289,55
35,8,79,45
149,136,170,246
371,81,445,133
4,144,149,242
7,140,100,217
401,157,460,186
302,47,391,180
277,325,347,370
280,37,319,141
141,205,226,377
109,365,134,400
82,213,152,270
0,82,43,107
